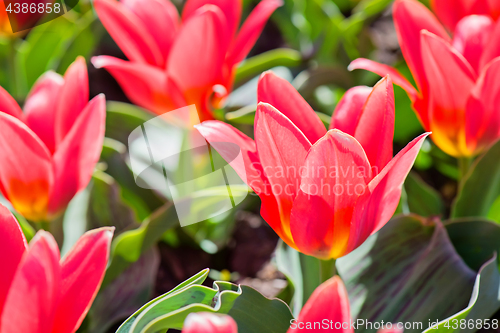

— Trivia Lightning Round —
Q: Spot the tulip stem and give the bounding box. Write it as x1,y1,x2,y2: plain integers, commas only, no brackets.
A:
319,259,337,283
458,157,473,186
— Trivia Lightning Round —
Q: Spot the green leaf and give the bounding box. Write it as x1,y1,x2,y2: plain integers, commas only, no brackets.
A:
117,269,293,333
404,172,445,217
421,254,500,333
488,196,500,223
445,218,500,271
337,215,476,333
225,104,256,125
452,140,500,218
353,0,394,17
235,49,302,85
105,101,154,145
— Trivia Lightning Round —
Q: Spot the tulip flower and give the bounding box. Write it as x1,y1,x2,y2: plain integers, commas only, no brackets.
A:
288,276,402,333
196,71,428,259
182,312,238,333
349,0,500,157
0,0,54,36
0,57,106,222
431,0,500,31
0,203,114,333
91,0,282,121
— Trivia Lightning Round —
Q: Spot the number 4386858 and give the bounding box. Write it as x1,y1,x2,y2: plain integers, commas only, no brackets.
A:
5,2,62,14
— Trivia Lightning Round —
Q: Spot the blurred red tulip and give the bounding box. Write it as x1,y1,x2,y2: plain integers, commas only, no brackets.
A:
0,57,106,222
431,0,500,31
92,0,282,121
182,312,238,333
350,0,500,157
288,276,402,333
196,71,428,259
0,203,114,333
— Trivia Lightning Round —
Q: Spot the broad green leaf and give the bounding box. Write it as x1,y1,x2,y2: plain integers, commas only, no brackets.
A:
117,269,293,333
488,196,500,223
445,219,500,271
404,172,445,217
337,215,476,333
421,255,500,333
353,0,394,17
105,101,154,145
225,104,256,125
452,140,500,218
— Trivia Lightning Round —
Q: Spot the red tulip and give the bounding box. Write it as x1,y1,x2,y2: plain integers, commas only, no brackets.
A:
431,0,500,31
91,0,282,121
350,0,500,157
182,312,238,333
0,203,114,333
196,71,428,259
288,276,402,333
0,57,106,222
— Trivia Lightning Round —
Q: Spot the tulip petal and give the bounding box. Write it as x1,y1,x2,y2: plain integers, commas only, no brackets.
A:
348,58,419,102
167,6,228,109
430,0,469,31
0,204,27,321
330,85,372,133
52,227,114,333
347,133,429,255
50,95,106,216
255,103,312,244
24,71,64,154
183,313,238,333
92,56,184,114
182,0,241,41
290,130,371,259
353,77,395,173
288,276,352,333
227,0,282,65
0,113,53,222
393,0,450,93
93,0,164,66
122,0,179,60
55,57,89,145
466,58,500,153
421,31,476,157
195,120,286,246
258,71,326,143
452,15,494,74
480,19,500,70
0,231,60,333
0,86,24,120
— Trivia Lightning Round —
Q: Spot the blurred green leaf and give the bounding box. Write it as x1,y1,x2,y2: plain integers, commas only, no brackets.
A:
225,104,256,125
337,215,476,333
404,172,445,217
488,196,500,223
353,0,394,17
452,140,500,218
116,269,293,333
105,101,154,145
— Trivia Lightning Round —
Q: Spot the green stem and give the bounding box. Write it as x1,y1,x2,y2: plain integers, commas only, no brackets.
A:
7,38,18,99
458,157,473,186
319,258,337,283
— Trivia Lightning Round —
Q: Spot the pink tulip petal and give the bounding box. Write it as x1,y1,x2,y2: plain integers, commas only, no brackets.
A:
288,276,352,333
55,57,89,145
93,0,164,66
0,113,53,222
353,76,395,173
330,85,372,133
92,56,184,114
227,0,282,65
393,0,450,93
182,0,241,41
24,71,64,154
0,231,60,333
255,103,312,245
0,86,24,120
348,58,419,102
183,313,238,333
421,30,476,157
122,0,179,60
430,0,469,31
195,120,286,247
49,95,106,216
0,204,27,321
347,133,429,255
480,19,500,70
466,58,500,153
289,130,371,259
258,71,326,143
452,15,494,74
167,5,229,110
52,227,114,333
